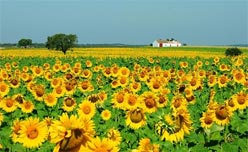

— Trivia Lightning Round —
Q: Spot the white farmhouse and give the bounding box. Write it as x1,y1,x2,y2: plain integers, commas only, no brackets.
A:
152,39,182,47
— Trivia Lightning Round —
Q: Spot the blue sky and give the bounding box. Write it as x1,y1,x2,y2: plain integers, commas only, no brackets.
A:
0,0,247,45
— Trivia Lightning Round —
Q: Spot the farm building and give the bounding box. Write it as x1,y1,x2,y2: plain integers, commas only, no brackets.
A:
152,39,182,47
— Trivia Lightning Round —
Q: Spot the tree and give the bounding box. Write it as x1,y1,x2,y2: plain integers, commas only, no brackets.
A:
18,39,32,48
225,48,243,57
45,33,78,54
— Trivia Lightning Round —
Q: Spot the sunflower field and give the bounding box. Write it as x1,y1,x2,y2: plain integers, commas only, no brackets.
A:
0,52,247,152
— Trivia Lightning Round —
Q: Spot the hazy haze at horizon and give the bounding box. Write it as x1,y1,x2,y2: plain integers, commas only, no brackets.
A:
0,0,247,45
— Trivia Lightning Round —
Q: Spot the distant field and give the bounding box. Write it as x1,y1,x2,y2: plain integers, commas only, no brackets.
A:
0,46,247,58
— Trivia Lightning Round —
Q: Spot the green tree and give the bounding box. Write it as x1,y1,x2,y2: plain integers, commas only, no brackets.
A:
18,38,32,48
45,33,78,54
225,48,243,57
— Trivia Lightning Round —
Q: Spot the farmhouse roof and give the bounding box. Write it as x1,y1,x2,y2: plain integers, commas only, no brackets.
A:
155,39,180,43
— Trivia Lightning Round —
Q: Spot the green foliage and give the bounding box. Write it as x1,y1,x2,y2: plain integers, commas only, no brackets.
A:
45,33,77,54
225,47,243,56
18,38,32,48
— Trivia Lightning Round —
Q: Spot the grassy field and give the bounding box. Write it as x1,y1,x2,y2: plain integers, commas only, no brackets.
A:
0,46,247,58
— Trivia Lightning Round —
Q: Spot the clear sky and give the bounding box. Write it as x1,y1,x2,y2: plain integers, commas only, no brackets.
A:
0,0,247,45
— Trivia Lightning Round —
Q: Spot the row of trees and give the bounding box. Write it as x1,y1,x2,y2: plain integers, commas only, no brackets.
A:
18,33,78,54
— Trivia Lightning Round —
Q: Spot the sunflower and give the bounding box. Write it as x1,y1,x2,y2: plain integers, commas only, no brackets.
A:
22,66,29,72
111,65,119,77
0,112,3,126
111,91,126,110
79,137,119,152
78,100,96,119
51,78,63,88
126,108,146,129
171,95,187,111
213,104,232,126
139,91,158,113
107,128,122,146
50,113,95,152
136,138,160,152
219,64,227,71
207,75,217,87
44,93,58,107
118,76,129,87
180,62,188,68
44,71,53,81
213,57,220,64
9,77,20,88
85,60,92,68
43,63,50,70
20,101,34,113
157,94,168,108
62,97,77,112
129,81,141,93
101,109,112,121
32,66,43,77
111,80,120,89
200,111,214,129
103,67,112,77
232,92,248,110
232,69,246,84
60,64,69,73
53,86,66,98
82,69,92,79
0,70,9,80
0,97,18,113
218,75,229,88
161,109,192,143
125,93,140,110
18,117,48,148
98,91,108,103
148,78,163,92
234,57,243,67
138,71,149,82
53,63,61,72
32,84,46,101
64,81,76,95
10,119,22,143
20,72,30,82
0,82,9,97
118,67,130,77
188,77,201,90
78,80,94,92
71,67,81,76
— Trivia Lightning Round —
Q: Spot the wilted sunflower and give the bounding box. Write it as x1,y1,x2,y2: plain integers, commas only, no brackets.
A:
78,100,96,119
19,117,48,148
200,111,214,129
79,137,119,152
161,109,192,143
10,119,22,143
107,128,122,146
50,113,95,152
139,91,158,113
213,104,232,126
0,82,9,97
126,108,146,129
20,101,34,113
101,109,112,121
232,92,248,110
136,138,160,152
44,93,58,107
62,97,77,112
0,97,18,113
